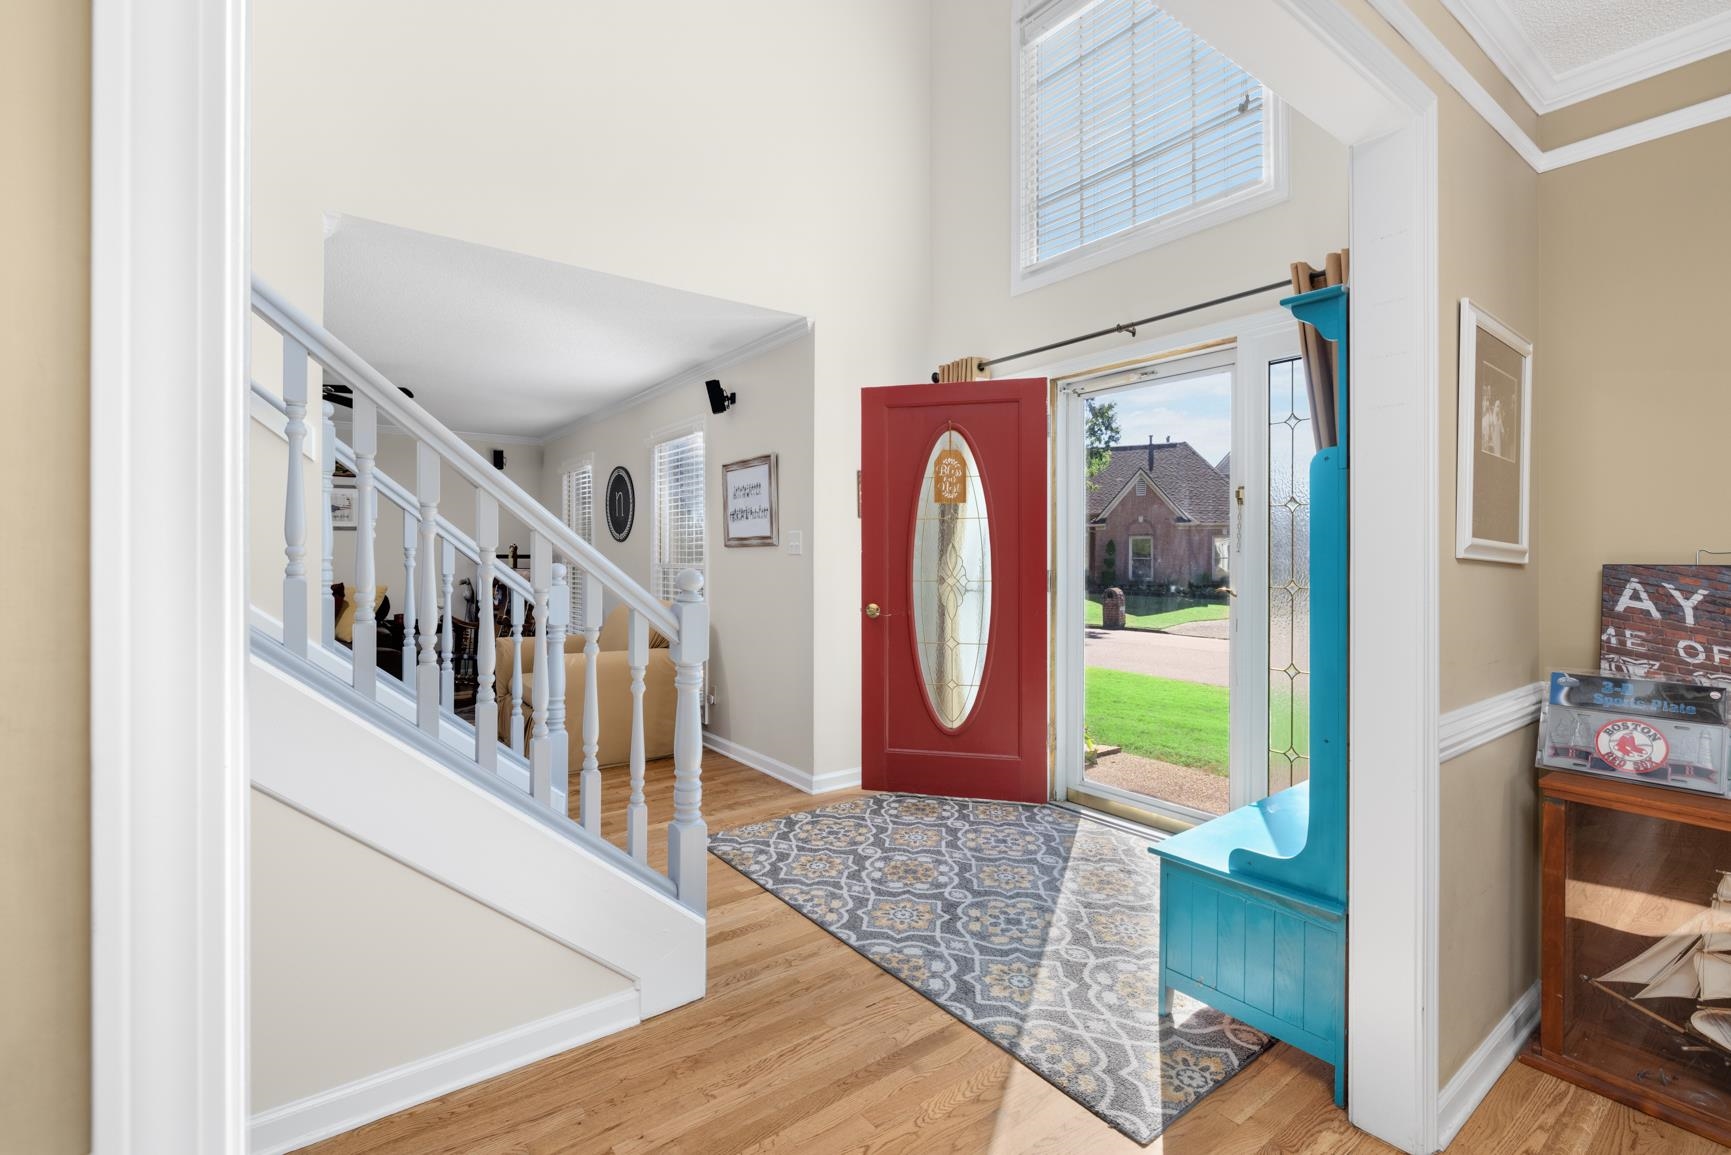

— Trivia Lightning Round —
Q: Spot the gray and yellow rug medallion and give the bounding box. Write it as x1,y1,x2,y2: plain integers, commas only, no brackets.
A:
709,793,1272,1144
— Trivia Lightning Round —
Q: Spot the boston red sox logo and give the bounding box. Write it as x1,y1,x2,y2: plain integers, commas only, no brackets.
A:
1594,718,1671,774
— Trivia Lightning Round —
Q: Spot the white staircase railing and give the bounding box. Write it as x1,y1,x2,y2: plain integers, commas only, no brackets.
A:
251,276,709,912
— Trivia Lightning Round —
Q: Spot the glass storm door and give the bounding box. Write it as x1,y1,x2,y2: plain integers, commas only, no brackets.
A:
860,379,1050,803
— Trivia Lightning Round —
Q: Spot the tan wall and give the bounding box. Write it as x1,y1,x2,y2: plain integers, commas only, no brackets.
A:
539,336,817,774
251,790,633,1112
1535,119,1731,673
0,3,91,1151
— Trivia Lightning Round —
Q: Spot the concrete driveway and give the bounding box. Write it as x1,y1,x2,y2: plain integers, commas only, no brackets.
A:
1083,627,1229,686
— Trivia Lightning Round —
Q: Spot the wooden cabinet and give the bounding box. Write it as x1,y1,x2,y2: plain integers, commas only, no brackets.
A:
1525,771,1731,1146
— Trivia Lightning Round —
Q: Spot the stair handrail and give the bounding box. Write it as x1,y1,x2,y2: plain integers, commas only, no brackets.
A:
251,378,536,601
251,275,677,640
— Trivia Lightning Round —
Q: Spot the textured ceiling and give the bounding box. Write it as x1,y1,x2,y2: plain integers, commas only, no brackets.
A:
1507,0,1731,73
322,216,803,439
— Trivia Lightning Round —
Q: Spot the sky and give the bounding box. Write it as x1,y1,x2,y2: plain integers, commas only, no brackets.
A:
1092,370,1232,466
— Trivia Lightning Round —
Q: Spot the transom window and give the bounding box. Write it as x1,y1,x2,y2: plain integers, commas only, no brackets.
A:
651,431,706,602
1016,0,1282,287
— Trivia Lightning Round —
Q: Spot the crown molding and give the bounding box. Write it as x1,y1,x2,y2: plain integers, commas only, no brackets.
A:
540,316,811,444
1440,0,1731,113
1366,0,1731,173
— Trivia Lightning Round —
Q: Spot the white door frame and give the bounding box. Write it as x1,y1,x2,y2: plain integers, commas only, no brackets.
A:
1157,1,1442,1148
1050,312,1295,825
91,0,251,1149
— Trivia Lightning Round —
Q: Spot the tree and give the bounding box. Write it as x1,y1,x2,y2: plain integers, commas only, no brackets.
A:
1085,399,1120,484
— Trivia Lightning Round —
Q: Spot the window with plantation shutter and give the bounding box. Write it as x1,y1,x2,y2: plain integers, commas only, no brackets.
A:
1017,0,1282,287
561,464,593,625
652,431,706,602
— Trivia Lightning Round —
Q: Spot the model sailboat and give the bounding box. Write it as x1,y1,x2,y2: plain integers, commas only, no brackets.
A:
1595,872,1731,1053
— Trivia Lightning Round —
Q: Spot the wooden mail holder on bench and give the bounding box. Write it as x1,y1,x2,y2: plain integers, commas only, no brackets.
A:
1150,284,1350,1105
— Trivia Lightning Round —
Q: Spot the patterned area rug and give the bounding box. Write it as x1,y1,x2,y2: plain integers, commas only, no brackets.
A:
709,793,1272,1144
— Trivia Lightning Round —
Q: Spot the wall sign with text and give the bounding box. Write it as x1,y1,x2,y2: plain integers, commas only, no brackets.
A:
1600,563,1731,688
722,453,778,547
605,466,635,542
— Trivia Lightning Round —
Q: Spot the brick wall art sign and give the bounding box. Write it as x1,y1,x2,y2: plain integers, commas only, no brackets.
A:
1600,564,1731,688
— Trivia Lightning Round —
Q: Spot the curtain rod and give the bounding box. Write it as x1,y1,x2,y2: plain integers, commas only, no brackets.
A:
962,278,1292,375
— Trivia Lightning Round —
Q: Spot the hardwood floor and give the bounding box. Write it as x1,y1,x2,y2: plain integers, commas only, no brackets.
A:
300,755,1729,1154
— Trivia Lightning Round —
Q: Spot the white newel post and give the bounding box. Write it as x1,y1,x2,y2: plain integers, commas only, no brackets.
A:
475,494,499,773
351,396,379,697
528,534,554,809
668,569,709,911
415,442,441,733
440,540,457,708
509,589,525,755
626,607,650,861
547,562,570,818
319,401,337,647
578,571,604,834
280,336,309,658
400,512,418,685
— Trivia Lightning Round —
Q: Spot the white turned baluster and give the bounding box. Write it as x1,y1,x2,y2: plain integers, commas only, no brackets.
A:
400,512,418,685
319,400,337,648
578,571,604,835
626,606,649,861
547,563,570,819
509,589,525,755
474,495,499,773
281,337,310,658
415,442,441,733
528,535,554,809
440,540,457,708
667,569,709,911
351,396,379,697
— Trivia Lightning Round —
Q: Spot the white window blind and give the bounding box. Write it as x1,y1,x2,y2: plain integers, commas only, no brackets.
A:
652,432,706,602
1019,0,1270,269
561,465,594,625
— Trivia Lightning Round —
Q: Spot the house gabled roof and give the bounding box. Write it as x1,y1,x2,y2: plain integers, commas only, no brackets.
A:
1088,441,1230,525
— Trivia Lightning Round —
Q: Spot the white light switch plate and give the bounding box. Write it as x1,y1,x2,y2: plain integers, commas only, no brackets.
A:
786,530,802,556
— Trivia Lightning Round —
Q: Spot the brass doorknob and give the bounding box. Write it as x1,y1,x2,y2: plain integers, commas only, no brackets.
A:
864,603,881,619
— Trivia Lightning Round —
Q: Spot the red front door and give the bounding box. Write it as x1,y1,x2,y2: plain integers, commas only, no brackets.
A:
861,379,1049,803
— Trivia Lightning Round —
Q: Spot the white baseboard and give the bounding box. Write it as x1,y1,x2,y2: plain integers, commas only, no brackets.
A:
1436,982,1539,1149
249,988,639,1155
702,732,861,795
1438,681,1545,764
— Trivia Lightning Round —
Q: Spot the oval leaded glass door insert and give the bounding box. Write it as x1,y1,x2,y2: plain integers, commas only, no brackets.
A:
912,429,992,728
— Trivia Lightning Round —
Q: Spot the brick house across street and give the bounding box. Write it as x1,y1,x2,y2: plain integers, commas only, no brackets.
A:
1088,439,1231,590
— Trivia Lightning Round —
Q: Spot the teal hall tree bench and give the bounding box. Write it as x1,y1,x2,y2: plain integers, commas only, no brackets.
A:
1150,284,1350,1107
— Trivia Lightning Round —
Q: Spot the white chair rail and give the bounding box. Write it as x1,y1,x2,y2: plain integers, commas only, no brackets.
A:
251,278,708,912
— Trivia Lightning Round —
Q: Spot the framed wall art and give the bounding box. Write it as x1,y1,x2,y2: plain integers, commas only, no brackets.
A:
330,475,358,530
1455,298,1533,564
722,453,778,547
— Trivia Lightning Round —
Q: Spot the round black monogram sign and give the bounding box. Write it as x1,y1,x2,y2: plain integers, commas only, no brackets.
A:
605,466,635,542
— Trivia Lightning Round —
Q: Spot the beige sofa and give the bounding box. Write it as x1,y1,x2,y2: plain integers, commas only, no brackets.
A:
494,605,677,769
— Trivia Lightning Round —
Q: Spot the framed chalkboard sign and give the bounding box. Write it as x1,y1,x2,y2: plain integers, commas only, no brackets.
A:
605,466,635,542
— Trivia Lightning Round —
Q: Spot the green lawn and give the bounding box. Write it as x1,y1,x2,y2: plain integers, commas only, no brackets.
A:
1083,597,1229,631
1085,667,1229,775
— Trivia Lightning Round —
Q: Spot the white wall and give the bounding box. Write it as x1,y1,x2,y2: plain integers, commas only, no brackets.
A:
927,0,1350,361
253,0,932,780
541,335,817,773
250,789,632,1113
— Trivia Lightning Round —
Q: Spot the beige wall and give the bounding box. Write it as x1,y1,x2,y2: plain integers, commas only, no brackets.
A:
0,2,91,1151
1534,118,1731,673
253,0,933,780
540,336,817,773
928,0,1350,363
251,790,633,1112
